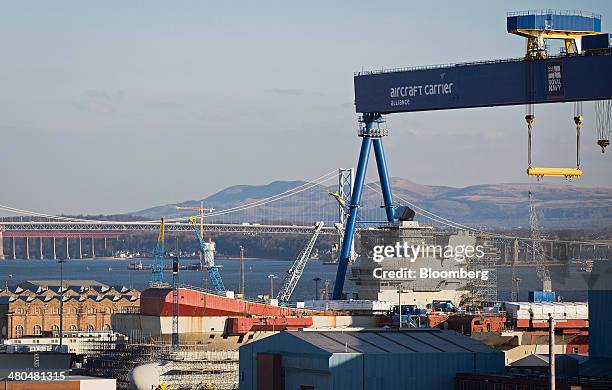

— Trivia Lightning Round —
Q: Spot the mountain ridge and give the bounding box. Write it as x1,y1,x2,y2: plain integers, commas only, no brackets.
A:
130,178,612,229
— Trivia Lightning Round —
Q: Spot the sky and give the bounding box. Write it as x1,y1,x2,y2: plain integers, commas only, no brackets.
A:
1,0,611,215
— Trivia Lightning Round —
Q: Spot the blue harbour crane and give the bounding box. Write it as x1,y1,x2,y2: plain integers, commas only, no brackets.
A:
150,217,166,286
188,216,226,292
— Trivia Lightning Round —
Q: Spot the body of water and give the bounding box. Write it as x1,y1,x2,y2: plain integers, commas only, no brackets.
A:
0,257,348,302
0,258,603,302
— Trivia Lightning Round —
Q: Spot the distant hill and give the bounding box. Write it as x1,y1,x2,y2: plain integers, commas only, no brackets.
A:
130,178,612,229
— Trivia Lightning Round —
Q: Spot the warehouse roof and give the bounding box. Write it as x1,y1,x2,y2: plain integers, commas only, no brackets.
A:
511,354,588,367
291,329,497,354
21,280,109,290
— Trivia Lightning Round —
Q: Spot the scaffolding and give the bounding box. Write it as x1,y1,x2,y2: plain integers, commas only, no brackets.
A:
84,335,239,390
463,234,500,304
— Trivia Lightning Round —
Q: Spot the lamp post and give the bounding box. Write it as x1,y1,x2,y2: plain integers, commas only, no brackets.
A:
58,259,66,348
239,246,245,295
268,274,278,298
172,255,179,349
313,277,321,300
5,274,13,291
549,314,556,390
397,285,403,329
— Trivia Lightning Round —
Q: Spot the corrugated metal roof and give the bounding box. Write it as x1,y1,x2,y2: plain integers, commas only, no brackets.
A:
291,331,362,353
376,332,439,353
350,332,415,353
434,330,497,353
291,329,497,354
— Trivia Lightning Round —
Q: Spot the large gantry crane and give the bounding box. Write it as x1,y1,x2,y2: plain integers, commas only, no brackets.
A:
332,10,612,300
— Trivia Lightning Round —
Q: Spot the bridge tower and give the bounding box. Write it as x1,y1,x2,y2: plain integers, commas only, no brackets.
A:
332,114,396,299
337,168,353,225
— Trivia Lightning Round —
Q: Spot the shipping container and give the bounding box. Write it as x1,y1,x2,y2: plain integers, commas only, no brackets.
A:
529,290,556,302
505,301,589,321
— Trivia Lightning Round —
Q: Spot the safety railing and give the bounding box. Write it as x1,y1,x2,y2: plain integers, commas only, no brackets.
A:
506,9,601,19
354,50,612,77
355,56,526,76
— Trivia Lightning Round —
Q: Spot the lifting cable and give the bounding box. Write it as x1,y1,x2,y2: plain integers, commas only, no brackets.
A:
574,101,583,168
595,99,611,153
526,104,535,168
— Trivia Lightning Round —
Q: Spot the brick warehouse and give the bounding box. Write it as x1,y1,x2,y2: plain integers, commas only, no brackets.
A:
0,281,139,339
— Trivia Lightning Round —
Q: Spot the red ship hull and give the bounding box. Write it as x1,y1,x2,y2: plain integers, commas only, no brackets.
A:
140,287,318,317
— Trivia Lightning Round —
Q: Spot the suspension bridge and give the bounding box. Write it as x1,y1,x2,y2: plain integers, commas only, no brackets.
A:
0,168,610,263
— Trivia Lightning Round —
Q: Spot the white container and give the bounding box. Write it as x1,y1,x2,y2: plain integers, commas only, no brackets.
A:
506,302,532,318
516,309,531,319
564,304,577,318
540,303,555,317
576,303,589,319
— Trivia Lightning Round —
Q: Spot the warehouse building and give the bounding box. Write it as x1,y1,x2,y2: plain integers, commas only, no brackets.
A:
0,280,139,340
579,261,612,378
239,328,504,390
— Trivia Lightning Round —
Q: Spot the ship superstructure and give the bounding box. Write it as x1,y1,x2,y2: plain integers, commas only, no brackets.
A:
350,221,498,307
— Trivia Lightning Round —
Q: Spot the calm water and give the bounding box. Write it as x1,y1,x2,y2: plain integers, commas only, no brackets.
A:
0,258,601,302
0,257,348,302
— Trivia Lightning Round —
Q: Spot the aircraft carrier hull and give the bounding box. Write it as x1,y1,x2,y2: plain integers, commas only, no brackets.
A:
140,287,316,317
113,287,381,349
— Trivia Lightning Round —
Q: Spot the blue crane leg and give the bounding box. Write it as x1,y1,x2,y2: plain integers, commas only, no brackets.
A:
332,137,372,300
372,138,395,222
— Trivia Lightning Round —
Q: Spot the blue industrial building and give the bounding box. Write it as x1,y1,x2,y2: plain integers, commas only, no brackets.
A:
580,261,612,378
239,329,504,390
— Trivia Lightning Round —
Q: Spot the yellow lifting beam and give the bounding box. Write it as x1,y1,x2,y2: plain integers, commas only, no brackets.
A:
526,166,583,179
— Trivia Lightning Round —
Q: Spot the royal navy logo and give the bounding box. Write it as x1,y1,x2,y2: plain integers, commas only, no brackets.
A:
546,61,564,99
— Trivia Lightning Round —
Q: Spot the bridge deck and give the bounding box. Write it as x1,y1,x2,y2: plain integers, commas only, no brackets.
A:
0,221,337,235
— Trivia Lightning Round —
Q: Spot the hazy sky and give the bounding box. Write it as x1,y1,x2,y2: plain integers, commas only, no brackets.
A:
1,1,611,215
